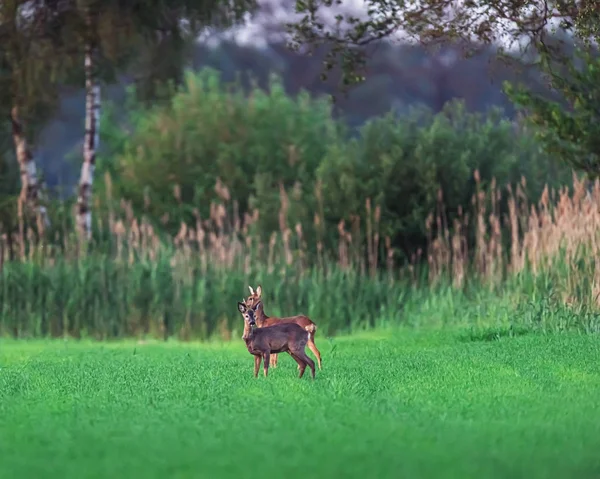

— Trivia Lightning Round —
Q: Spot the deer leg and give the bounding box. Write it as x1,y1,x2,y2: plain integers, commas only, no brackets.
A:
290,352,306,378
307,337,322,370
263,352,270,377
298,350,316,379
253,355,261,378
270,353,278,368
288,351,301,371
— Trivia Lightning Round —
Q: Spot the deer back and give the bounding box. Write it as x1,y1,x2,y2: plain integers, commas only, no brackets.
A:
265,314,317,332
254,305,316,330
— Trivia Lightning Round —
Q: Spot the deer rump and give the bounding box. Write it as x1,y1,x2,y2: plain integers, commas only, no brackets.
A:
244,322,309,355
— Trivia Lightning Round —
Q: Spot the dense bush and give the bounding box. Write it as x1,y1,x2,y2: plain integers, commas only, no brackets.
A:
317,102,572,255
98,68,572,259
99,69,339,239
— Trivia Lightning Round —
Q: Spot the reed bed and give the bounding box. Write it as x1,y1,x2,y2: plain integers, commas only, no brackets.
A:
1,170,600,339
427,171,600,308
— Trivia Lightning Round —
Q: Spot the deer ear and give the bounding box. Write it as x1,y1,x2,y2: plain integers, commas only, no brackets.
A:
256,285,262,297
248,286,255,295
254,300,262,311
237,302,247,313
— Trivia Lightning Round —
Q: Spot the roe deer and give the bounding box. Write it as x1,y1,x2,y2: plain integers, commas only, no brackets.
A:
237,301,316,379
244,285,322,370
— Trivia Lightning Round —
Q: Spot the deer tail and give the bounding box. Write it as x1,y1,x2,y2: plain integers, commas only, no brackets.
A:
304,323,317,341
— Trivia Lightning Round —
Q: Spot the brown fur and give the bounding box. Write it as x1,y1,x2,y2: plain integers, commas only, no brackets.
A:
244,285,322,370
237,302,315,379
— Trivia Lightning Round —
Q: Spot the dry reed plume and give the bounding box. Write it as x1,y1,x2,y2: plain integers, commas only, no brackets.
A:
427,170,600,308
1,170,599,309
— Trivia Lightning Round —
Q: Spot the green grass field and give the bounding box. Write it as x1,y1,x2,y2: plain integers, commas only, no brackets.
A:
1,328,599,479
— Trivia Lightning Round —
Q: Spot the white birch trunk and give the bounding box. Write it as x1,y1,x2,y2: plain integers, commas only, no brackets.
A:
10,106,50,235
77,38,101,241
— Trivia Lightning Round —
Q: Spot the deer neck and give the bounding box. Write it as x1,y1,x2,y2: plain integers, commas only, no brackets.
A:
242,323,255,341
254,304,269,327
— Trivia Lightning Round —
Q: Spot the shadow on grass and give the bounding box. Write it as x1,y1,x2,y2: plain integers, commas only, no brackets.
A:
457,325,533,343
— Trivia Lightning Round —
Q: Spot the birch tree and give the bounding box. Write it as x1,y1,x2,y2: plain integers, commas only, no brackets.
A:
47,0,257,242
77,2,100,241
0,0,58,238
10,106,49,242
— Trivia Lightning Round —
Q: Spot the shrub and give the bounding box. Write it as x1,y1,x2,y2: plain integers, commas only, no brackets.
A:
99,70,571,261
100,68,340,240
317,101,572,258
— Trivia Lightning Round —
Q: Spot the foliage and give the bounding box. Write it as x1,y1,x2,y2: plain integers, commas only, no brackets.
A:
0,0,54,237
0,0,260,241
38,37,557,190
43,0,258,85
316,101,570,254
0,146,19,235
0,171,599,340
97,68,570,257
288,0,600,89
505,48,600,178
100,69,340,239
0,1,66,142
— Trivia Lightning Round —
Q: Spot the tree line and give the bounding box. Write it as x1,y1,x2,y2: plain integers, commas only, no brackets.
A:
1,0,600,266
96,70,573,261
289,0,600,176
0,0,255,245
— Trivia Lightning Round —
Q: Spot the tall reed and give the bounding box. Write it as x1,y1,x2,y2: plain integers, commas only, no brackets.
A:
426,171,600,309
1,170,599,339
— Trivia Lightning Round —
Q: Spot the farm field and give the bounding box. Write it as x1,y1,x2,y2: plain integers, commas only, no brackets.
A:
1,328,599,479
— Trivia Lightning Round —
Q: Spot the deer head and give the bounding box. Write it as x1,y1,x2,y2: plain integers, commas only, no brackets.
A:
245,284,262,308
238,301,257,339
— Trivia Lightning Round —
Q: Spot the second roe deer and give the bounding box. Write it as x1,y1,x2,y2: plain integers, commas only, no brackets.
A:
237,301,316,379
245,285,322,370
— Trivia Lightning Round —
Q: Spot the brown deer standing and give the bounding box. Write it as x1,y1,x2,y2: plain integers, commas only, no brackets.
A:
244,285,322,370
237,302,316,379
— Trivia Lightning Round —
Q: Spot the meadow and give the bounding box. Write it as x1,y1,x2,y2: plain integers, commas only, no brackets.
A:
1,329,599,479
1,148,600,478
